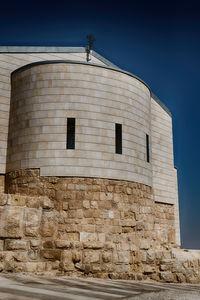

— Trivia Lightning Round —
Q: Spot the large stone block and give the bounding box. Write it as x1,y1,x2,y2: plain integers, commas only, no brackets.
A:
10,194,26,206
83,250,100,264
0,207,24,238
25,208,42,237
5,240,28,250
61,250,74,271
41,250,61,261
55,240,72,249
80,232,98,242
40,196,54,209
0,193,8,206
83,241,104,249
0,176,5,193
41,211,58,237
160,271,175,282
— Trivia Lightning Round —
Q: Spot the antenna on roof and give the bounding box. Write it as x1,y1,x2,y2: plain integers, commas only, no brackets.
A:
86,34,96,62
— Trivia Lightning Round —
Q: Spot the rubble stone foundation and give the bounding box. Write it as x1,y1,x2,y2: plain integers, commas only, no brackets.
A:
0,169,197,282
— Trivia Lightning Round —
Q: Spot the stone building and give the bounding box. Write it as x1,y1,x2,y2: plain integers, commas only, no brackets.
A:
0,47,199,282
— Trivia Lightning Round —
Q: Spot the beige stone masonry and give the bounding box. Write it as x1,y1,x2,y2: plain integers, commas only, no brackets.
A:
0,175,4,193
7,63,151,185
0,52,106,175
0,169,198,282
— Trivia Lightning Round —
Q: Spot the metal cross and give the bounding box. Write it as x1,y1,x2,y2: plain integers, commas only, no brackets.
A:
86,34,96,62
87,34,96,50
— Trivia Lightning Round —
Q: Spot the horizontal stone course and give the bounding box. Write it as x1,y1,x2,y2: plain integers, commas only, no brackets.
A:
0,52,107,174
7,63,151,185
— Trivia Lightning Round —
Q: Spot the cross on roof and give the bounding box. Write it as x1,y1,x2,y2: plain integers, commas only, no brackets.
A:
86,34,96,51
86,34,96,62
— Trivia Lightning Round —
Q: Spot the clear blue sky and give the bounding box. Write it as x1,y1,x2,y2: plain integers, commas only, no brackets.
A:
0,0,200,248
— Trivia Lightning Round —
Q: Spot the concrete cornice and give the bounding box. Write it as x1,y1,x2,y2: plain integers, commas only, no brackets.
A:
0,46,86,53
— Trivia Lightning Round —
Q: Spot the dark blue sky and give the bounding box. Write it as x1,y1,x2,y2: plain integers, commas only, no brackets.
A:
1,0,200,248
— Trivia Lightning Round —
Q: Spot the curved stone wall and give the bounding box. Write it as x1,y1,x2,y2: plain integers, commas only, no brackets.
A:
7,62,152,185
0,50,106,174
0,170,198,282
3,169,179,280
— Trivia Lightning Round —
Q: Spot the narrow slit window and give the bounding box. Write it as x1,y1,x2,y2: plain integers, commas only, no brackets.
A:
67,118,75,149
146,134,150,162
115,123,122,154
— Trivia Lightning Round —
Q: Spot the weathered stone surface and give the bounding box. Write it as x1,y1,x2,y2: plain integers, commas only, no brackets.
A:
25,197,40,209
0,207,23,238
55,241,72,249
41,211,57,237
40,196,54,209
176,273,186,283
5,240,28,250
0,176,5,193
43,241,54,249
41,250,61,261
160,271,175,282
30,240,41,249
72,250,81,263
83,242,104,249
0,194,8,206
25,208,41,237
84,251,100,264
143,265,155,274
102,252,112,263
1,171,199,282
146,250,155,263
10,195,26,206
0,241,4,251
80,232,98,242
28,249,39,260
140,239,150,250
13,252,27,262
61,250,74,271
26,262,46,273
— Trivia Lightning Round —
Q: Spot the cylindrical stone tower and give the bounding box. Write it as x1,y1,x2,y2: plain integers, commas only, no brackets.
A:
4,61,178,279
7,62,152,185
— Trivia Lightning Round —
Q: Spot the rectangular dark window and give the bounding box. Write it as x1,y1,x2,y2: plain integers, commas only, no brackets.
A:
115,123,122,154
146,134,150,163
67,118,75,149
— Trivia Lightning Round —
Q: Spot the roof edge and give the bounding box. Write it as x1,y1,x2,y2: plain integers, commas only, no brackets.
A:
151,93,172,117
11,59,152,93
0,46,86,53
0,46,117,69
2,46,172,117
11,59,172,116
92,50,120,69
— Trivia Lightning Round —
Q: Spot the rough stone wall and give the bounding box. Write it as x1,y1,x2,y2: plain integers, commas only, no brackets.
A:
0,175,5,193
6,169,175,250
0,169,198,282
